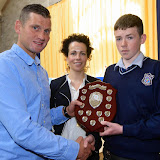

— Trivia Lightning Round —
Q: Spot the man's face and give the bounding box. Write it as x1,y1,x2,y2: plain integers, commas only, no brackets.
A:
15,12,51,59
114,27,146,65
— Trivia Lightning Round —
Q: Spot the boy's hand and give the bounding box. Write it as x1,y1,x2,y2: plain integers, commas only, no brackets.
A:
100,121,123,136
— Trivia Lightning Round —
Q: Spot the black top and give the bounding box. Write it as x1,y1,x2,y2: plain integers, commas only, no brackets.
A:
50,74,102,160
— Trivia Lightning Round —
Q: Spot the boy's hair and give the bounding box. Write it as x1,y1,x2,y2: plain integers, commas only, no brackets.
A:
19,4,51,25
61,33,94,60
114,14,143,36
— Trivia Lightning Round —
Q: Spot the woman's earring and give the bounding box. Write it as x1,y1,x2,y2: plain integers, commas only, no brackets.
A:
66,63,70,72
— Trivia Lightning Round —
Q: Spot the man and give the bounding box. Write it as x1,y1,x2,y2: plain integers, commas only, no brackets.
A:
100,14,160,160
0,4,94,160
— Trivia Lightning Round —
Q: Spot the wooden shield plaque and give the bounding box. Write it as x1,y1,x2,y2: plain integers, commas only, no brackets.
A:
75,81,117,132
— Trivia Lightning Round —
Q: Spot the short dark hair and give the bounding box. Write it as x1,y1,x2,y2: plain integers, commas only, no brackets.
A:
19,4,51,25
114,14,143,36
61,33,94,60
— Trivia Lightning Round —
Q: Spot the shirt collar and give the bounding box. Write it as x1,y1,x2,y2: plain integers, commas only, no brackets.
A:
66,74,86,88
114,52,145,70
12,44,40,66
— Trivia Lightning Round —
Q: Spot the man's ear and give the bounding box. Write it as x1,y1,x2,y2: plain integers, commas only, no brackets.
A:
141,34,146,44
15,20,22,34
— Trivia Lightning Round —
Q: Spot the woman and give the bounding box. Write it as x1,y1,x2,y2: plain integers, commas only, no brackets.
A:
50,33,102,160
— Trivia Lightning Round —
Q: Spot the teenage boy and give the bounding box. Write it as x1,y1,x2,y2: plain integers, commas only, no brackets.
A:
100,14,160,160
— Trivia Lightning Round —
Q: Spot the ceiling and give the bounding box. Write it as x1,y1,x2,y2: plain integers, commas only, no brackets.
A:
0,0,7,15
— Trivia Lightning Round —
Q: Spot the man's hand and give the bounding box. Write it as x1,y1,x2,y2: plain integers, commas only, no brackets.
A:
100,121,123,136
84,134,95,148
76,136,95,160
65,100,82,117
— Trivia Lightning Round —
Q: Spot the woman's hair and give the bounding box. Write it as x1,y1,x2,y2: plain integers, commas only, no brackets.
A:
19,4,51,25
114,14,143,36
61,33,94,60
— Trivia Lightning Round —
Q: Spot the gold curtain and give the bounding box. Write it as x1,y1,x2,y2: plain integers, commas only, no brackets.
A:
40,0,158,78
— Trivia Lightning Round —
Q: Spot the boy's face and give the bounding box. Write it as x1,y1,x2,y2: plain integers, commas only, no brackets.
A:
114,27,146,65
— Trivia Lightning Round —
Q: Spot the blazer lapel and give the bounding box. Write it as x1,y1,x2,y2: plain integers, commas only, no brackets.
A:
58,81,71,102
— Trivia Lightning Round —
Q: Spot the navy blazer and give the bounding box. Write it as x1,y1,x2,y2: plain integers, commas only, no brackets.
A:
50,75,102,160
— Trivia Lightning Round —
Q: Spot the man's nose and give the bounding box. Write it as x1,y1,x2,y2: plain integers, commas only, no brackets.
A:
38,31,45,40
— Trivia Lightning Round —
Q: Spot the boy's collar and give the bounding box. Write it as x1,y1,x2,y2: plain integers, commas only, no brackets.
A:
114,52,145,70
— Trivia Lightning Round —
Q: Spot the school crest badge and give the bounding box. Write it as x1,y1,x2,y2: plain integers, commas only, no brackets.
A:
141,73,154,86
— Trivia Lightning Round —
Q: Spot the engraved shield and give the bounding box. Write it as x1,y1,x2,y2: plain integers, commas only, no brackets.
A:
75,81,117,132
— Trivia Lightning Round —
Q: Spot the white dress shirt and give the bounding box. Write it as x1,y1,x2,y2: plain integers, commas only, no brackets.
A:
61,75,87,141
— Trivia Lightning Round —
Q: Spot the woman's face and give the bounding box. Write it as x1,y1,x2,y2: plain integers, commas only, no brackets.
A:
67,41,88,72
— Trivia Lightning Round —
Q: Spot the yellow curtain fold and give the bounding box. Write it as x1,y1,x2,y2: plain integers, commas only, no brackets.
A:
40,0,158,78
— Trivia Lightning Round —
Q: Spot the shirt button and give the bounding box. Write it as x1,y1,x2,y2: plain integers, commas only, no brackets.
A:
42,104,44,107
44,121,45,123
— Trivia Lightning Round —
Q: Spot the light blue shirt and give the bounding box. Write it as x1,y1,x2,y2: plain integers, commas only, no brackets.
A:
0,44,79,160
